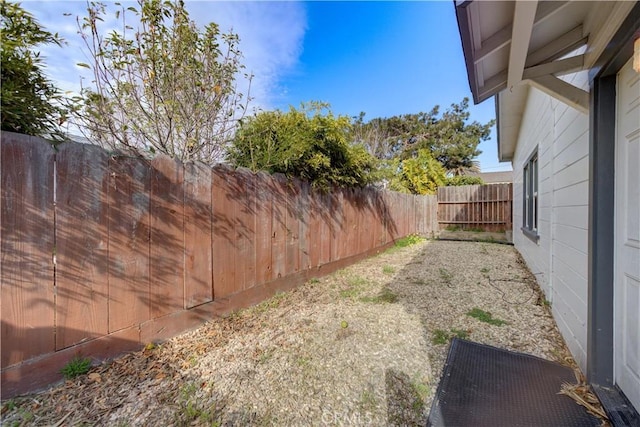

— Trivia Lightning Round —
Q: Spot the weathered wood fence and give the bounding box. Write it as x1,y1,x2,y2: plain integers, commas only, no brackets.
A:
1,132,438,397
437,183,513,232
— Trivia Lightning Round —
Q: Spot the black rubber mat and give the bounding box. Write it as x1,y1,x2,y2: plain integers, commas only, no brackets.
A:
427,338,601,427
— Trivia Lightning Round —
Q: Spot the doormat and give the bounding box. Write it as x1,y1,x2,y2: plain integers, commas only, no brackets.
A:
427,338,601,426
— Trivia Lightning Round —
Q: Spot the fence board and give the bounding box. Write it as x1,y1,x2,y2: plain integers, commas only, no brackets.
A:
318,191,332,265
55,143,109,348
212,164,235,298
299,181,311,270
184,163,213,307
285,179,301,275
437,184,512,232
108,156,150,332
330,190,343,262
308,188,321,268
149,155,184,317
234,168,256,291
270,174,287,279
255,172,273,284
1,135,55,367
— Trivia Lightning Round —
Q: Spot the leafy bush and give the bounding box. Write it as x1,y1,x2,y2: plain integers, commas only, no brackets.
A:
446,175,484,186
228,102,378,190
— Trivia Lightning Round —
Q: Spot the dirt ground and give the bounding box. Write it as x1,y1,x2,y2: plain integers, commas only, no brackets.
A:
1,239,603,426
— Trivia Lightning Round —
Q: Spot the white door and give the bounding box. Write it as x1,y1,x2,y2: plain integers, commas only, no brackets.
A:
615,57,640,411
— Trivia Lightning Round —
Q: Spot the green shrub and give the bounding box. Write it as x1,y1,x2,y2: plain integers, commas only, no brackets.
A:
60,356,91,379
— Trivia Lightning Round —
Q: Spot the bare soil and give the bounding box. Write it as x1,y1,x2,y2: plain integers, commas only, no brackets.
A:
1,239,603,426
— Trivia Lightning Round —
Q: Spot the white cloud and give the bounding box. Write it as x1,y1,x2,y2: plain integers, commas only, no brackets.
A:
24,1,307,110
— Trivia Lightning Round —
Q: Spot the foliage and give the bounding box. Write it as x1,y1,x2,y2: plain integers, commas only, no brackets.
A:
388,148,446,195
446,175,484,186
351,98,494,176
431,328,469,345
359,287,399,304
75,0,251,164
228,102,378,190
466,307,508,326
1,1,68,139
393,234,426,247
60,356,91,379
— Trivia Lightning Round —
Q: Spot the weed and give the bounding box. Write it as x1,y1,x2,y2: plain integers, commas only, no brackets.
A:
468,227,485,233
339,275,368,298
439,268,453,284
297,356,311,367
467,307,508,326
445,225,461,232
177,382,218,424
308,277,320,284
60,356,91,379
359,387,377,412
410,377,430,414
394,234,426,248
432,328,470,344
360,287,398,304
253,291,287,314
382,265,396,275
480,267,490,274
432,329,450,345
258,349,274,364
450,328,470,340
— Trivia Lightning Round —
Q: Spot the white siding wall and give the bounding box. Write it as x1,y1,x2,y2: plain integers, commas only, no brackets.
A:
511,71,590,371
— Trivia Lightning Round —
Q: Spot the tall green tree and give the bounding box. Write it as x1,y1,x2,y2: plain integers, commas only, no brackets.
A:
1,1,68,139
75,0,251,163
350,98,494,176
228,102,378,190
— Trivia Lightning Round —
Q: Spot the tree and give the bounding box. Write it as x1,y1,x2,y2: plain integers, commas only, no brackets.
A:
387,148,446,195
446,175,484,186
75,0,251,164
1,1,68,139
350,98,494,176
227,102,378,190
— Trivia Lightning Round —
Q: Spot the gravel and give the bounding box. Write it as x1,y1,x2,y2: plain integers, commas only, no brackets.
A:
1,239,582,426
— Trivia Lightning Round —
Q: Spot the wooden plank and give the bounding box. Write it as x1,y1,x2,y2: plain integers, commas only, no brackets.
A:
254,172,273,284
285,178,301,275
269,174,287,279
318,190,332,265
184,162,213,307
329,190,343,261
212,164,236,298
234,168,256,291
342,189,354,257
149,155,184,318
1,134,55,367
307,188,321,268
55,142,109,349
107,155,151,332
298,180,310,271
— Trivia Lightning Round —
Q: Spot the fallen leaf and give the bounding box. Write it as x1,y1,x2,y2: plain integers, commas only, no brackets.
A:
88,373,101,382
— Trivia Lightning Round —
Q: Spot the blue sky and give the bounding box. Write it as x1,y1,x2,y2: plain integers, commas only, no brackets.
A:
25,1,511,172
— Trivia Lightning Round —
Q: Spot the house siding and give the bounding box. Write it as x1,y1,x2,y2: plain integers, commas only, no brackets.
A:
512,71,590,371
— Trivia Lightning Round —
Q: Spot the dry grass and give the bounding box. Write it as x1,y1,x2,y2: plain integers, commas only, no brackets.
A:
1,240,608,426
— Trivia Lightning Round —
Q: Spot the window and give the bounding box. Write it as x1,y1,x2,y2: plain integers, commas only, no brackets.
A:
522,150,538,240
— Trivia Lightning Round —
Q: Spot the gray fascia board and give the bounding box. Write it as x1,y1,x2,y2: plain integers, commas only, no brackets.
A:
454,0,482,105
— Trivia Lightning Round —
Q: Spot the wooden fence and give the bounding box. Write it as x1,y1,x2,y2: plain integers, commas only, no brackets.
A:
0,132,438,397
437,183,513,232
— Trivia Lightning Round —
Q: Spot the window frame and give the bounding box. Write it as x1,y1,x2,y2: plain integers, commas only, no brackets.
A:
522,149,539,241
